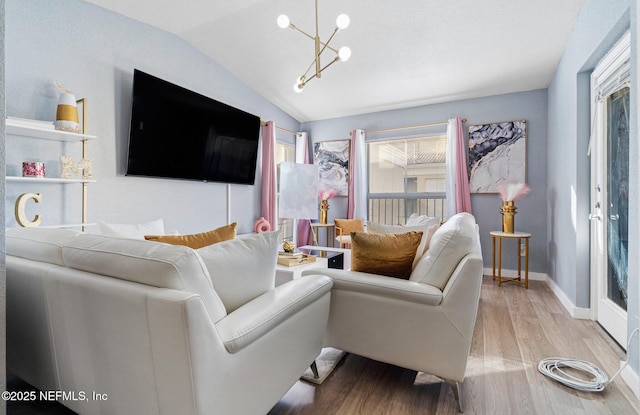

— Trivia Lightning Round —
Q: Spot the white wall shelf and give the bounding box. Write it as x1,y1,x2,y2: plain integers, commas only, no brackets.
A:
6,176,96,184
6,117,96,142
6,106,95,231
40,223,97,229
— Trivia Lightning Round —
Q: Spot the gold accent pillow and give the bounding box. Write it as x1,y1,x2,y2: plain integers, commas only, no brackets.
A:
350,231,423,279
145,222,237,249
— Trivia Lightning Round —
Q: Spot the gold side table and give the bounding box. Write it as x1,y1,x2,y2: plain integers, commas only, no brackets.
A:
310,222,336,250
490,231,531,288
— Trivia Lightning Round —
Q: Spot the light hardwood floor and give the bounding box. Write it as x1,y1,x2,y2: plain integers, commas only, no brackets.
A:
268,276,639,415
7,276,640,414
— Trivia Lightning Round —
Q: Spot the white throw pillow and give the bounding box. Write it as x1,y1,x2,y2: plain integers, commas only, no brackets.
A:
405,214,438,226
367,217,440,269
409,212,478,290
197,231,280,313
99,219,165,239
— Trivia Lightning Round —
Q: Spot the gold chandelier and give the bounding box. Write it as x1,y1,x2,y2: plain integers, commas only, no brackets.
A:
277,0,351,92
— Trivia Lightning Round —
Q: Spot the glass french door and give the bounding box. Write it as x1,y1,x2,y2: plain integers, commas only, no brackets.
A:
590,32,630,348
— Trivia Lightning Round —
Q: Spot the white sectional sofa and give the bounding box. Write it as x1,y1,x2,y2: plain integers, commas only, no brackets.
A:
6,228,333,415
7,212,483,413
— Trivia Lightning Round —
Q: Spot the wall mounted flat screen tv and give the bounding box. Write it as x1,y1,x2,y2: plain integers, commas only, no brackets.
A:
126,69,261,185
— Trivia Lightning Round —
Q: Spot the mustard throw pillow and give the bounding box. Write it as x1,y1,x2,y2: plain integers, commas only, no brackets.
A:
145,222,237,249
350,231,423,279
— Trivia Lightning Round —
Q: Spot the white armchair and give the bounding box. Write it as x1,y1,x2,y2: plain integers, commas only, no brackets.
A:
304,213,483,412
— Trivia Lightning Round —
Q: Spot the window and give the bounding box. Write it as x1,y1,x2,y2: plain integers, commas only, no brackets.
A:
368,135,447,224
275,141,295,241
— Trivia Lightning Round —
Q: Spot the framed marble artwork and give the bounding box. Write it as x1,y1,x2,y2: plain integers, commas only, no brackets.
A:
313,140,350,196
467,120,527,193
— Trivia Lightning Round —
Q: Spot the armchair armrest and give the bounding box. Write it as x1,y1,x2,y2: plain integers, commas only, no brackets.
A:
216,274,332,353
302,268,442,306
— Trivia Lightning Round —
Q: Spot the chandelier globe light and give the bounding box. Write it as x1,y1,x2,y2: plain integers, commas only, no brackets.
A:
277,0,351,92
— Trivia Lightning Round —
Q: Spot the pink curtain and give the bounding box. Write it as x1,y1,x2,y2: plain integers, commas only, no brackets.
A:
454,117,472,213
445,116,472,216
260,121,277,230
296,132,312,246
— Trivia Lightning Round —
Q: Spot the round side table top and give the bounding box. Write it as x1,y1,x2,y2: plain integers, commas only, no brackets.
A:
490,231,531,238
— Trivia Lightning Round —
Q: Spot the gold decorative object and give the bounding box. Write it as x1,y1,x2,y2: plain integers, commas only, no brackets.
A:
498,182,531,234
319,199,329,224
500,201,516,233
318,188,336,225
283,241,296,253
61,156,93,180
15,192,43,227
54,83,81,133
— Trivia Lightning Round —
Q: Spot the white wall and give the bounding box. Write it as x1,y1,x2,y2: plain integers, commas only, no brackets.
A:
5,0,300,235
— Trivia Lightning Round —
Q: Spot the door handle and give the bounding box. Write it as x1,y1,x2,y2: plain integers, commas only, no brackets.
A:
610,214,619,221
590,202,601,221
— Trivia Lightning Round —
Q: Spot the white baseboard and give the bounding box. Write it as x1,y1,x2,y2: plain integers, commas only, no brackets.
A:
483,268,591,319
621,362,640,400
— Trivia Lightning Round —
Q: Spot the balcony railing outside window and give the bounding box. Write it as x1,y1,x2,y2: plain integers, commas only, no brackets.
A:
368,192,446,225
367,134,447,225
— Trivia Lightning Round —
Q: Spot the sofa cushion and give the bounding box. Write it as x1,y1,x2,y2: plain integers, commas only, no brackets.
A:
405,214,439,226
351,231,423,279
409,212,479,290
367,218,440,268
62,233,227,322
99,218,165,239
6,227,79,266
197,231,280,313
145,222,237,249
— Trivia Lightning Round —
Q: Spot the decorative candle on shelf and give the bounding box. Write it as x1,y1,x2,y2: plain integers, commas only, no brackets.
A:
498,182,531,233
318,188,336,224
22,162,45,178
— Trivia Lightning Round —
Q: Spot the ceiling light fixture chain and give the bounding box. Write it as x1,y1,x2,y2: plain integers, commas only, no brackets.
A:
277,0,351,93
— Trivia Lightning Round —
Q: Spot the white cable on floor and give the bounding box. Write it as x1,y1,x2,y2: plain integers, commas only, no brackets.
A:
538,327,639,392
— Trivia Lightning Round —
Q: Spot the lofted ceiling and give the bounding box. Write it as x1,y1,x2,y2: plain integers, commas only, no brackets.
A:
84,0,585,122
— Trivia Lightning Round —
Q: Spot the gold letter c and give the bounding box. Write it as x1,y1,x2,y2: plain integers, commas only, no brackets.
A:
15,193,43,227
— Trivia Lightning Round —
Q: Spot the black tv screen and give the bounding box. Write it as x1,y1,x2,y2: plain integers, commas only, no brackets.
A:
126,69,261,185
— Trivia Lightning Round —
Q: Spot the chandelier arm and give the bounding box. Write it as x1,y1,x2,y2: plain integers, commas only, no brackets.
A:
289,24,315,42
288,23,339,53
318,27,340,57
319,56,340,73
300,58,316,81
301,55,340,88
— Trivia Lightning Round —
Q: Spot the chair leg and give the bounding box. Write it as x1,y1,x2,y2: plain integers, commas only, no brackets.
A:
310,360,320,379
447,380,464,413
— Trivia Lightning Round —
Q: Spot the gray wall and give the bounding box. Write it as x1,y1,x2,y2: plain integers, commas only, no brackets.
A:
5,0,300,235
302,89,548,273
547,0,638,375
